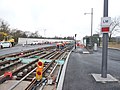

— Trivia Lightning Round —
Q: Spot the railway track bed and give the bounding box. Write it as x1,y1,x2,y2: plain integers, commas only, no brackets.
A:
0,45,73,90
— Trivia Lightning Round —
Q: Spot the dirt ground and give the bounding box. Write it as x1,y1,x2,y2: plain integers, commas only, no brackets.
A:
108,42,120,49
100,42,120,49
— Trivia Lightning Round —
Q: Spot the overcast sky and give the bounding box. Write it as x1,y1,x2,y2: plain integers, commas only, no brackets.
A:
0,0,120,39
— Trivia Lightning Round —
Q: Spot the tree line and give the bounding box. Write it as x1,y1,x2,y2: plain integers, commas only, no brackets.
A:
0,19,74,43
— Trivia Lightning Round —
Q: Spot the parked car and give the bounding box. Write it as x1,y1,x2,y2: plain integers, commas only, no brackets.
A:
0,42,12,48
31,41,39,45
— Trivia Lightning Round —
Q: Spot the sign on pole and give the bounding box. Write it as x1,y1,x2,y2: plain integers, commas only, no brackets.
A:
101,17,111,33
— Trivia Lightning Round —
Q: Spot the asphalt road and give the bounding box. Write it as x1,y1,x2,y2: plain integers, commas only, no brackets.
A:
0,44,55,56
62,47,120,90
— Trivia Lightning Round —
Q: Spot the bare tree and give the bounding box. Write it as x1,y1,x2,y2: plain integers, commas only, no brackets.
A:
0,19,10,34
109,17,120,41
29,31,40,38
95,24,102,36
0,19,11,40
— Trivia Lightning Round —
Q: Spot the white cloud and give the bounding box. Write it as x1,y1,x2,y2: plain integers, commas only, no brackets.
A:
0,0,120,39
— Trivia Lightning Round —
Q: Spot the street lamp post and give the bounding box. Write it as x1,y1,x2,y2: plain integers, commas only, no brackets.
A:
44,29,46,37
84,8,93,46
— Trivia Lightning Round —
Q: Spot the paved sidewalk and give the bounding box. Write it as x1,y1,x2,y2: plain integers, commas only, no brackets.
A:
62,47,120,90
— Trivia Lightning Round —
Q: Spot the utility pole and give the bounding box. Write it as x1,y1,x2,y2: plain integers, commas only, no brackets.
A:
101,0,108,78
44,29,46,37
91,8,93,45
84,8,93,46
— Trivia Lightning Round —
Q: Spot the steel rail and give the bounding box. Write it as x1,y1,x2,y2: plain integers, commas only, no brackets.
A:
0,51,55,84
25,51,65,90
10,46,71,90
38,63,58,90
8,67,37,90
47,52,60,59
49,63,58,77
0,45,50,60
34,51,67,90
0,46,70,89
0,60,10,66
25,60,56,90
27,52,46,58
0,50,46,73
0,60,21,71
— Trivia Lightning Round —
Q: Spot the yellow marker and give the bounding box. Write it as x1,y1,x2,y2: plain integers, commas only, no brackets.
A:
36,60,44,81
36,68,42,81
37,60,44,68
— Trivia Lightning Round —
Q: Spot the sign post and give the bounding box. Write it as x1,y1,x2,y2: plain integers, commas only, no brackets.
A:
101,0,109,78
91,0,118,82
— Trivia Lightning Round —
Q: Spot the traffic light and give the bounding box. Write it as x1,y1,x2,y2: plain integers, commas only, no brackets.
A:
36,60,44,81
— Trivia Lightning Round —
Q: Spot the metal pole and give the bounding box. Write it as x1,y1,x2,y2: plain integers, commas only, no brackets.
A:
101,0,108,78
91,8,93,45
75,34,76,49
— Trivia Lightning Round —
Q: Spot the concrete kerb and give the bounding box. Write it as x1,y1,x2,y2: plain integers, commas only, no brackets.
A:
99,47,120,51
57,47,74,90
108,47,120,51
91,74,118,82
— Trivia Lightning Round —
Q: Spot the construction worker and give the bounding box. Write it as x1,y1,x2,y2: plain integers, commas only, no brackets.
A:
61,43,64,50
56,43,59,50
